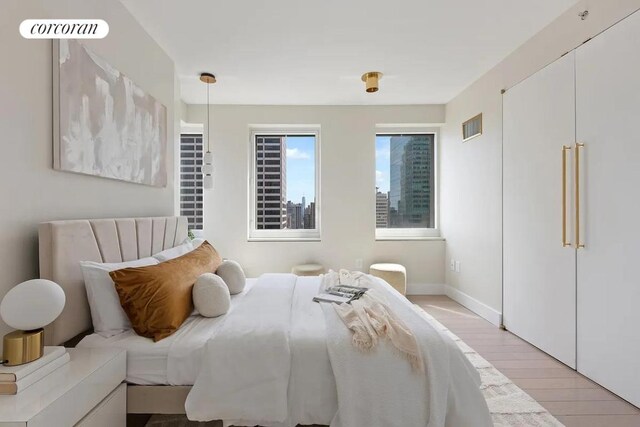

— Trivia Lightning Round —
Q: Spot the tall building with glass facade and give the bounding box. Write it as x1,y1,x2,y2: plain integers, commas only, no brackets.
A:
255,136,287,229
389,134,434,228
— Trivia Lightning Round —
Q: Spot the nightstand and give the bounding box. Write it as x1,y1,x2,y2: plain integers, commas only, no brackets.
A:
0,347,126,427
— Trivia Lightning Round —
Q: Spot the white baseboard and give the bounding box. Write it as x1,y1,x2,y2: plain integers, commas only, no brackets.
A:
444,285,502,327
406,283,445,295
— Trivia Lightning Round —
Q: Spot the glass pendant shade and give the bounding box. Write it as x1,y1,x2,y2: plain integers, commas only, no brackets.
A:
204,151,213,164
203,150,213,188
203,174,213,189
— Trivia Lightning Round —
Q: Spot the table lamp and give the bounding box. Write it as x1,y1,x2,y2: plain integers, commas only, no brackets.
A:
1,279,65,366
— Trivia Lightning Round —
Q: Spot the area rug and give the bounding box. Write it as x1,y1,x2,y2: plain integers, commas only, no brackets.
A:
413,306,564,427
146,308,563,427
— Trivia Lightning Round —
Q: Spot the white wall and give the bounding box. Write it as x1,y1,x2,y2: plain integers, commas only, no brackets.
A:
441,0,640,313
186,105,446,290
0,0,177,347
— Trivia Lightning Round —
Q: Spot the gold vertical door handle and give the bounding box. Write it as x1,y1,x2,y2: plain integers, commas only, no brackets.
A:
575,142,585,249
562,145,571,247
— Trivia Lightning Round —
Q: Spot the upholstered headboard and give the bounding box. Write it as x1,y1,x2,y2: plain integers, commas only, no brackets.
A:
38,217,189,345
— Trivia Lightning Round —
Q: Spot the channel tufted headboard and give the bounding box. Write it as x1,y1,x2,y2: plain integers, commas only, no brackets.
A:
38,216,189,345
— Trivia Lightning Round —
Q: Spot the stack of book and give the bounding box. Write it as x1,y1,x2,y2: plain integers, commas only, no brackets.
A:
0,346,70,395
313,285,368,304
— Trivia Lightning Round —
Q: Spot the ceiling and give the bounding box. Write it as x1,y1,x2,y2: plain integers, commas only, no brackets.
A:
121,0,577,105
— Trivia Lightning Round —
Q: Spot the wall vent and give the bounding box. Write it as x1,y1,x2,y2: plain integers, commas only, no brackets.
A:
462,113,483,141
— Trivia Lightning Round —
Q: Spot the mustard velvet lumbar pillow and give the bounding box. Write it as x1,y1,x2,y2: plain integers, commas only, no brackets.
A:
193,273,231,317
110,241,222,341
216,260,246,295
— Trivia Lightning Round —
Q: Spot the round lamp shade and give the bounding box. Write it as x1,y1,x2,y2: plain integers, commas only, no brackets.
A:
0,279,65,330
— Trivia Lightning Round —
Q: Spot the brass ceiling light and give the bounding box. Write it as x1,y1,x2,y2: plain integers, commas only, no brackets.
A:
361,71,383,93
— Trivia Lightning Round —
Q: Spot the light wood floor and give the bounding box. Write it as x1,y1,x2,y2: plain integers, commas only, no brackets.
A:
409,295,640,427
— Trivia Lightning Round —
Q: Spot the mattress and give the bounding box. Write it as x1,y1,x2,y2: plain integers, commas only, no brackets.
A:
77,278,257,385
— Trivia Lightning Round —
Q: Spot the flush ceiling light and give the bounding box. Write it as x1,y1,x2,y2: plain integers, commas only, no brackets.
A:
200,72,216,189
361,71,383,93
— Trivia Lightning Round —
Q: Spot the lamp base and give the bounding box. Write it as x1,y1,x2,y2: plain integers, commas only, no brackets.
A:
2,329,44,366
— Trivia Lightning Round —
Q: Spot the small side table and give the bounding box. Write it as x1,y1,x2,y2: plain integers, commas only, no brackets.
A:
291,263,325,276
0,347,126,427
369,263,407,295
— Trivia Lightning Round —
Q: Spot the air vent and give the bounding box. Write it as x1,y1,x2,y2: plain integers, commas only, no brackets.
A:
462,113,483,141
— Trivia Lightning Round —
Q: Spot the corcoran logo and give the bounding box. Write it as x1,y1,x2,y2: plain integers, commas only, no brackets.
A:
19,19,109,39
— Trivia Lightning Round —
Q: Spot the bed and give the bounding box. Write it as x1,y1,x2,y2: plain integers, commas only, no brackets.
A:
39,216,492,426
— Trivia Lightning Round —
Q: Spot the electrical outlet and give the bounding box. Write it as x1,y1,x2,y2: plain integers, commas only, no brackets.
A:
455,260,461,273
450,258,455,271
355,258,363,271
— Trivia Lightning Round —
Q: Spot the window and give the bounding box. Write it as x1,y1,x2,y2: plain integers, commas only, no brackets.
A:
375,132,438,239
180,133,203,230
249,128,320,240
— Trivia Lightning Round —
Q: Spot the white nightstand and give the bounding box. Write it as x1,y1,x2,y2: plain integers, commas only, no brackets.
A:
0,347,126,427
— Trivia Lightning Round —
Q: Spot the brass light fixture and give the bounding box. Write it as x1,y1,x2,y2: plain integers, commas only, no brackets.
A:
361,71,383,93
200,72,216,189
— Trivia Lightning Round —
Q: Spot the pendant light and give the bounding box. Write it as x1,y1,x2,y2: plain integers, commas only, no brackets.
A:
200,72,216,189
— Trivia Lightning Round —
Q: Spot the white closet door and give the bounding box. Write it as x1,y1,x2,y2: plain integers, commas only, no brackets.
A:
503,52,576,368
576,10,640,406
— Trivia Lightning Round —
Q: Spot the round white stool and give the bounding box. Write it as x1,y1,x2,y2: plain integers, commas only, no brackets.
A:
369,263,407,295
291,263,325,276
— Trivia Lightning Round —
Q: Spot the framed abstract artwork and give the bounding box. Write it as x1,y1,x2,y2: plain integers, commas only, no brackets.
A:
53,40,167,187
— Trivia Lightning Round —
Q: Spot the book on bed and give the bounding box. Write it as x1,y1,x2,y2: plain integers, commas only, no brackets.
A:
313,285,368,304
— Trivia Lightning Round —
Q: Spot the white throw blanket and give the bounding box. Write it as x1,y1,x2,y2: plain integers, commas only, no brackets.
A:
320,275,461,427
185,273,492,427
324,269,423,372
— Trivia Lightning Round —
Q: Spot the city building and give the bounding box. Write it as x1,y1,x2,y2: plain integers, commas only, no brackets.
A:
375,188,389,228
304,201,316,229
255,135,287,229
286,201,304,229
389,135,434,228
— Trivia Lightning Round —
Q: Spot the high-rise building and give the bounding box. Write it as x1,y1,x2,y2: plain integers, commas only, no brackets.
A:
286,201,304,229
255,136,287,229
375,188,389,228
389,135,434,228
179,133,204,230
304,201,316,229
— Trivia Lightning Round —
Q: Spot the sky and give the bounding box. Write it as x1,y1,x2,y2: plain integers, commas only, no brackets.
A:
284,135,391,205
285,136,315,205
376,136,391,193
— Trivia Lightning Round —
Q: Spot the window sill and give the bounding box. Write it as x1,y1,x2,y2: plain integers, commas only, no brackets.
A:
375,228,442,241
248,236,321,242
375,236,445,242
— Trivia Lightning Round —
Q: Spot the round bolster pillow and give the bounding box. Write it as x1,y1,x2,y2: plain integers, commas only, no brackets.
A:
193,273,230,317
216,260,246,295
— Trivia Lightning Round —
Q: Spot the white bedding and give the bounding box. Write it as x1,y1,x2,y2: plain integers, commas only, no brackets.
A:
77,278,257,385
79,274,492,427
186,274,492,427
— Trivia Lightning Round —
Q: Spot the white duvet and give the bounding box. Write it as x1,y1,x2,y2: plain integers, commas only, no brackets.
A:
185,274,492,427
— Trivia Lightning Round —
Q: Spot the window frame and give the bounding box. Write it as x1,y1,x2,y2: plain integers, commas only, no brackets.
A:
374,127,441,240
248,126,321,241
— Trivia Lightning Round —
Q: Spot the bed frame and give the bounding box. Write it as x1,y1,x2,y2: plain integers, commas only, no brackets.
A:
38,216,191,414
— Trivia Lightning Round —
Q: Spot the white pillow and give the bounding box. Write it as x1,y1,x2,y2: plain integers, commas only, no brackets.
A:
152,238,206,262
193,274,230,317
80,257,159,337
216,260,246,295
